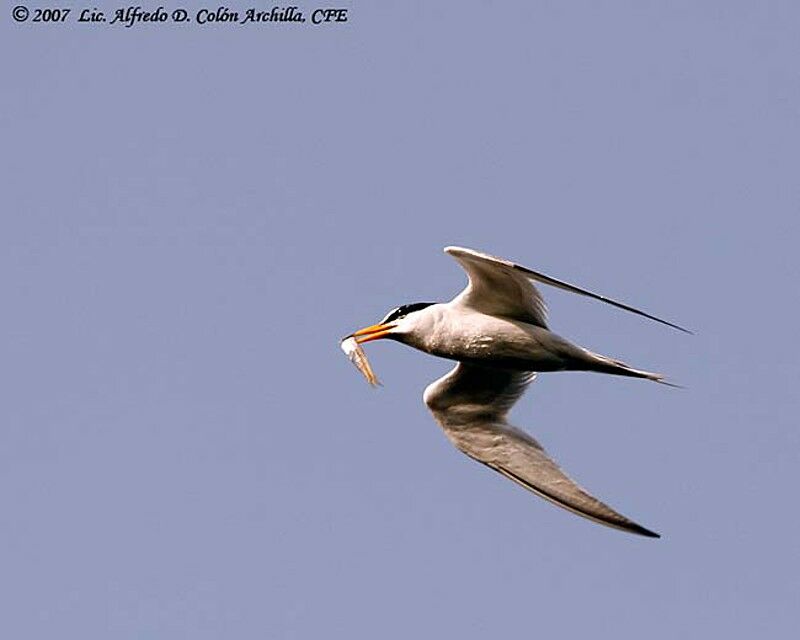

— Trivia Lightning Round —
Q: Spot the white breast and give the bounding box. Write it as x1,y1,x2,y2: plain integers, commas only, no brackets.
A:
424,304,544,362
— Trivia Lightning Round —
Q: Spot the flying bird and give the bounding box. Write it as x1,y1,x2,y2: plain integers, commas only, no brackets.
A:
343,246,689,537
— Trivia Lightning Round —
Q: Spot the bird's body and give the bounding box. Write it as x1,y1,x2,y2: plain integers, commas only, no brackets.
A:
394,301,656,377
343,246,689,538
398,302,571,369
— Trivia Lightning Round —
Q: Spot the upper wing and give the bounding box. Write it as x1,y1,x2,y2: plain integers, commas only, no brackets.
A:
424,362,660,537
445,246,691,333
446,246,549,327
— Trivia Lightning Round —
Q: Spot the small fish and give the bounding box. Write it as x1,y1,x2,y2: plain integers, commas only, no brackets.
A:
341,336,380,386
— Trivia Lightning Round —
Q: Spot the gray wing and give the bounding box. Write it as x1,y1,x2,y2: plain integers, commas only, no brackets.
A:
424,362,660,537
446,246,549,327
445,246,691,334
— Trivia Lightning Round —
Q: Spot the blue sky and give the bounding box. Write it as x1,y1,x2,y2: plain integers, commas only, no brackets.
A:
2,2,799,637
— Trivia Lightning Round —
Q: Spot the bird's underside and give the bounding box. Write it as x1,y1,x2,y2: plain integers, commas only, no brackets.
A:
345,246,687,537
424,362,660,537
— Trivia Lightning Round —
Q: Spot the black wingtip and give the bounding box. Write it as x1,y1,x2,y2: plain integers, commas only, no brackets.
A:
617,309,693,336
629,523,661,539
667,322,694,336
655,379,686,390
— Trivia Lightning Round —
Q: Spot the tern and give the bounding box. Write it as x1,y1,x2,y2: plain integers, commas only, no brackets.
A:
344,247,689,538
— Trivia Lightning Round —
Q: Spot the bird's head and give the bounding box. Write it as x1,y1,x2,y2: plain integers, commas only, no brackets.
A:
347,302,436,345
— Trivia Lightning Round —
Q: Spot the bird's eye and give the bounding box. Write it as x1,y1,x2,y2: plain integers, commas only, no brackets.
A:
380,307,404,324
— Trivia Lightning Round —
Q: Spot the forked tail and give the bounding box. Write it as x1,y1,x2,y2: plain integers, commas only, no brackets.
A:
585,351,682,388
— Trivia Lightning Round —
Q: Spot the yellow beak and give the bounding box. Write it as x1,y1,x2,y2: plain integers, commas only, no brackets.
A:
352,322,397,344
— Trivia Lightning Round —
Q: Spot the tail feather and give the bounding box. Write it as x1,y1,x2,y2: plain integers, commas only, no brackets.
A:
584,351,681,387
